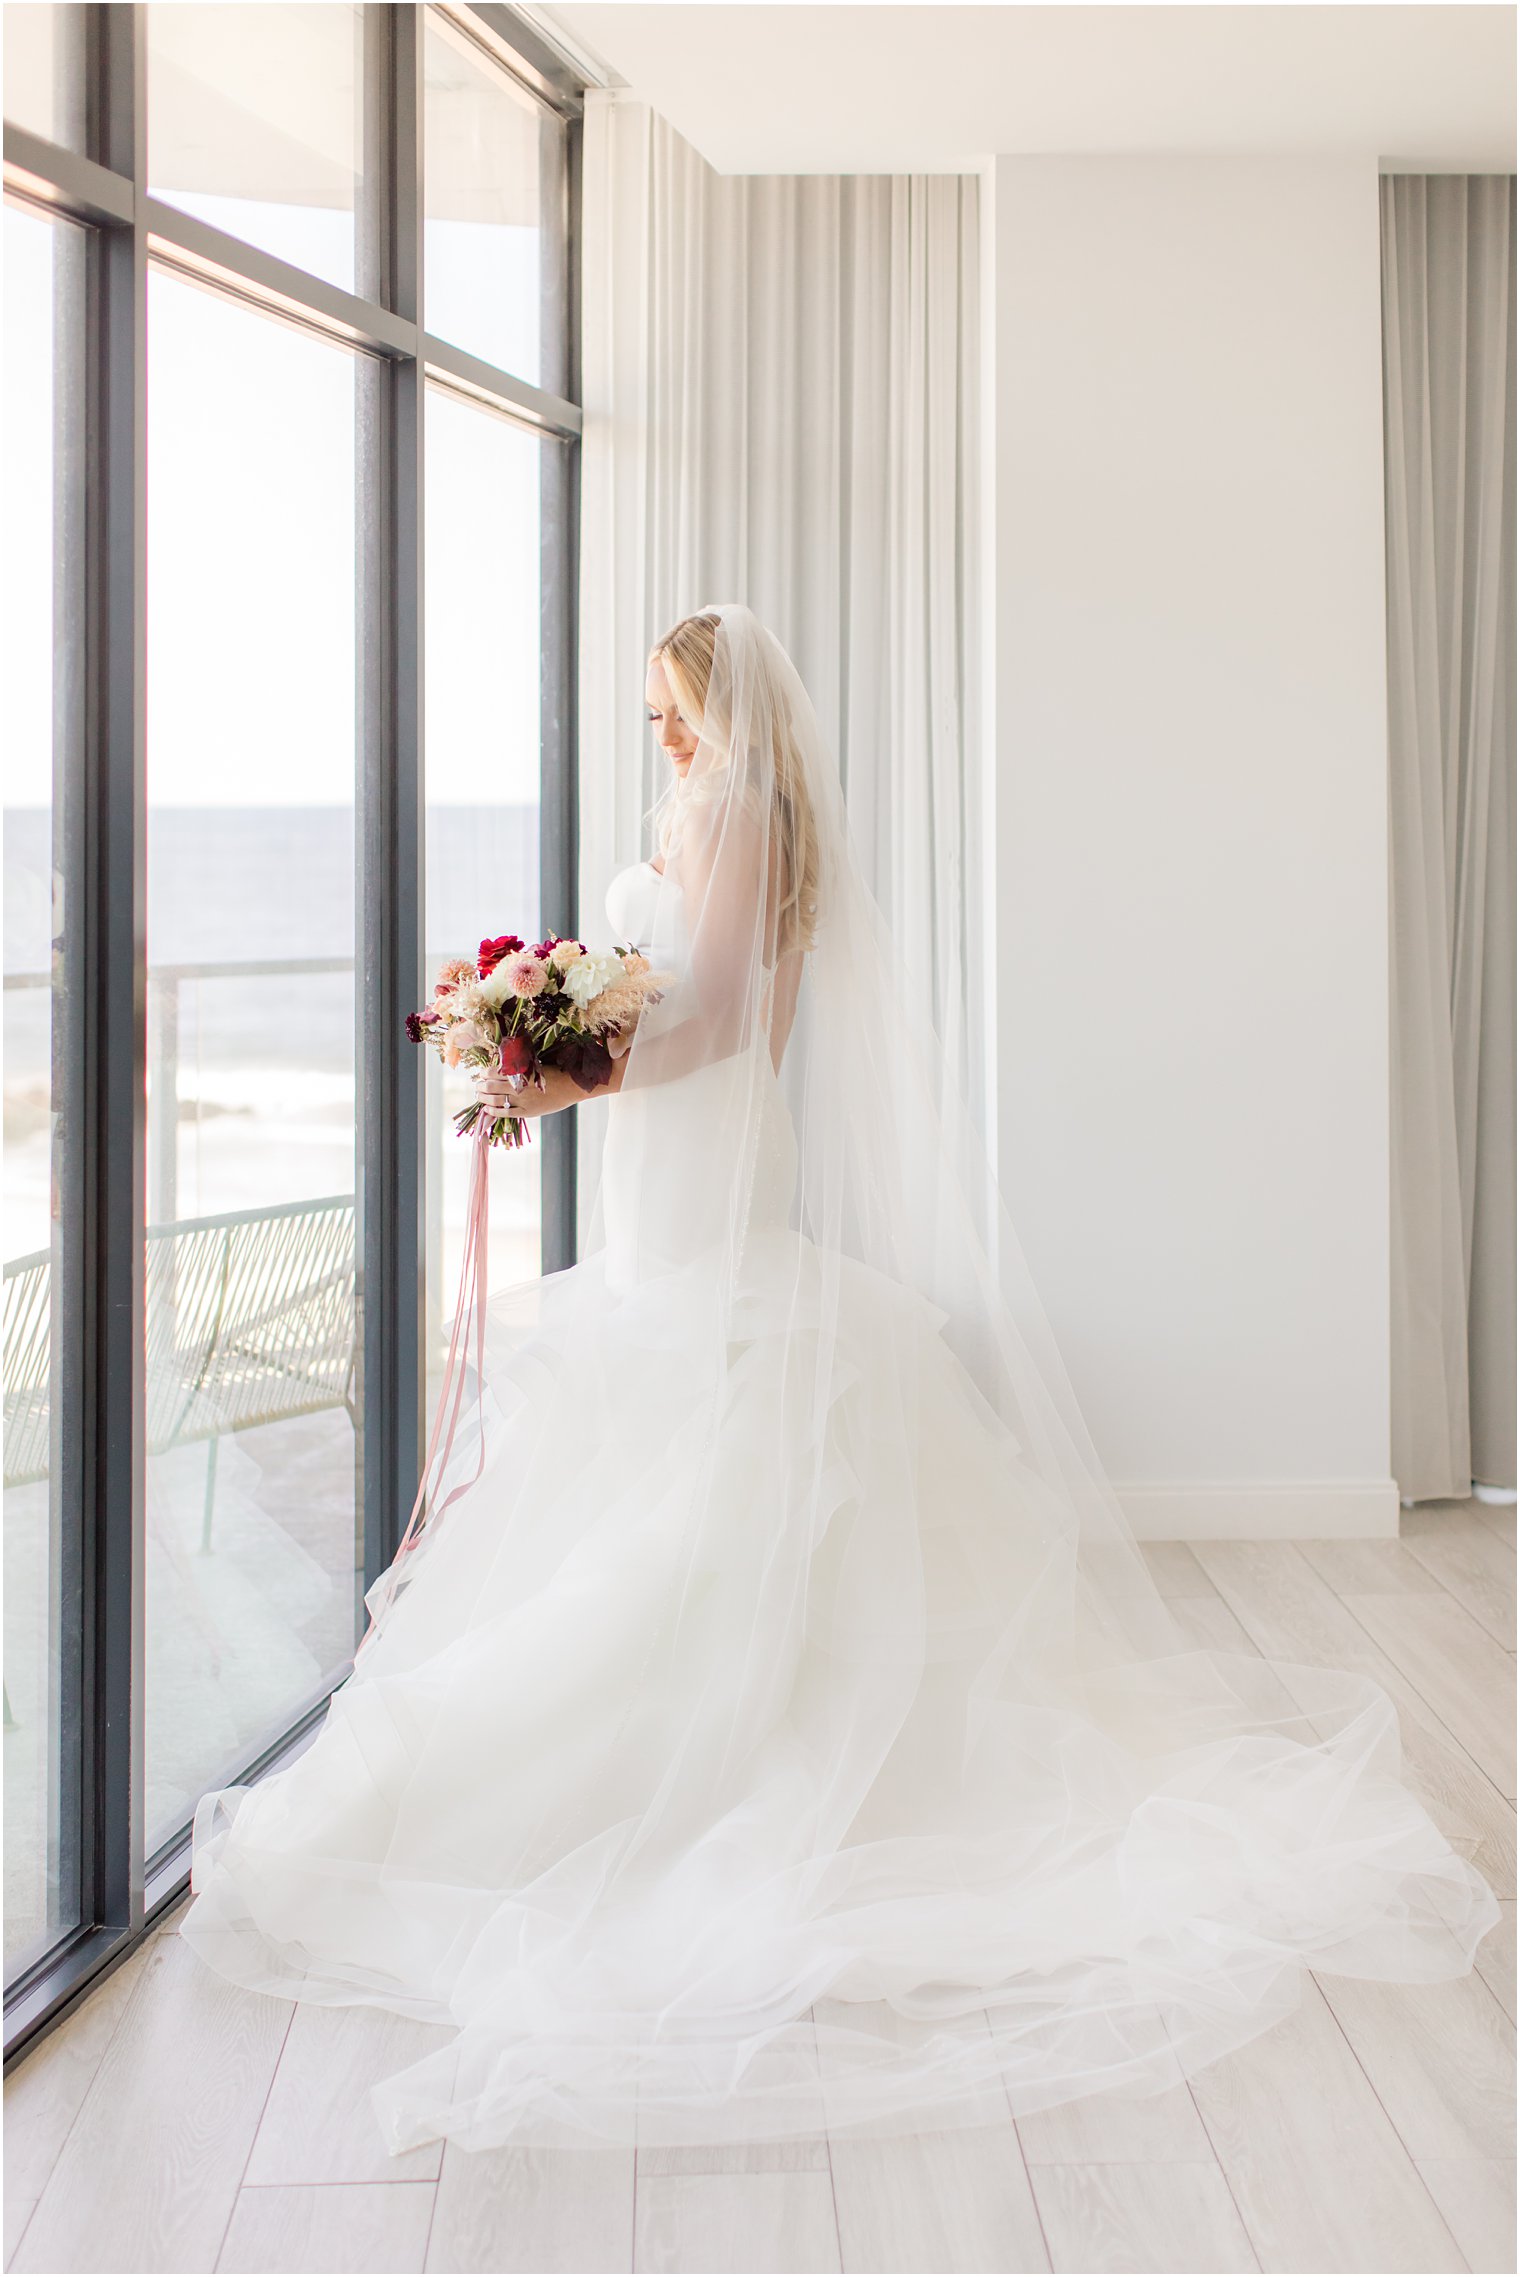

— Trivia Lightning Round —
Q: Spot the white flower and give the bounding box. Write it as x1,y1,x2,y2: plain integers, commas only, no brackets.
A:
444,979,491,1023
562,950,625,1009
476,962,518,1009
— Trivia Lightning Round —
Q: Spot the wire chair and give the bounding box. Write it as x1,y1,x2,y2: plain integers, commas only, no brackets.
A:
4,1195,358,1550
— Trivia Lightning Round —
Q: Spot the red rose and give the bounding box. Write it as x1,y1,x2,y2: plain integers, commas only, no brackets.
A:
479,934,525,977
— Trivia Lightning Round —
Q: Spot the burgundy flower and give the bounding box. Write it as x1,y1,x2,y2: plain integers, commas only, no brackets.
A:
498,1033,538,1084
404,1010,426,1043
551,1031,615,1094
478,934,525,977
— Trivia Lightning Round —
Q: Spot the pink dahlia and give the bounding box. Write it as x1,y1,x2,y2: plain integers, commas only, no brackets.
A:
506,952,549,998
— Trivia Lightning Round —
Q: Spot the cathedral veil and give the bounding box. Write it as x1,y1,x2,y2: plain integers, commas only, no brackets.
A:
183,601,1498,2157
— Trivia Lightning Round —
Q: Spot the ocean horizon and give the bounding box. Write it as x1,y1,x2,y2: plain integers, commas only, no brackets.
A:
5,801,543,1069
3,802,545,1263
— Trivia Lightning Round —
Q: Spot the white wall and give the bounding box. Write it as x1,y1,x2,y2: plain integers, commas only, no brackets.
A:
984,156,1397,1539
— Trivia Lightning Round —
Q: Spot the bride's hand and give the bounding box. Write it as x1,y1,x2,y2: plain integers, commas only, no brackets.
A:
472,1064,570,1119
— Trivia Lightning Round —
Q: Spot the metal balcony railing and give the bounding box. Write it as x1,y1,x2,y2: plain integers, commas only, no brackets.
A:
5,1196,358,1537
1,954,456,1538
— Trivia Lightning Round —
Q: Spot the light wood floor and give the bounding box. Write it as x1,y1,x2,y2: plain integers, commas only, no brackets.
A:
7,1502,1515,2276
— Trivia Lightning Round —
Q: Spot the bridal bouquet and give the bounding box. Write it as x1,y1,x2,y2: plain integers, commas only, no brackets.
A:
406,932,669,1148
361,930,671,1648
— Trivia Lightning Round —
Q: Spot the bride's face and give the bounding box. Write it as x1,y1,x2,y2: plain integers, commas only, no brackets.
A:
645,660,699,778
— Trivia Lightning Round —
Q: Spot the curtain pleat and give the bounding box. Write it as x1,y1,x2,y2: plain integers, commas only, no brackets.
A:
1382,173,1517,1500
577,95,984,1162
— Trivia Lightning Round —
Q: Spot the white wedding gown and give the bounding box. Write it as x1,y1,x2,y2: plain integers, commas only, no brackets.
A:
180,855,1499,2155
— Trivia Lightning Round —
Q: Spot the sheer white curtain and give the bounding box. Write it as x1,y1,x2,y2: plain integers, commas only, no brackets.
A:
577,93,985,1186
1382,172,1516,1502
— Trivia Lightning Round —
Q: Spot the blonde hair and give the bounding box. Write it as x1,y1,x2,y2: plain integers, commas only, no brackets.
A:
648,611,821,955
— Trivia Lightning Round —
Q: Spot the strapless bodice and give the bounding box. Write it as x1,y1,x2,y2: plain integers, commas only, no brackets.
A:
604,861,662,951
598,863,796,1289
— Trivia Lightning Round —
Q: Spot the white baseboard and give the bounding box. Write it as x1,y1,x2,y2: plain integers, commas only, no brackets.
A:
1114,1479,1400,1542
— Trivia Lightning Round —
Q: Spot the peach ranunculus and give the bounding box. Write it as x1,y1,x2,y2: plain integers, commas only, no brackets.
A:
442,1019,488,1068
434,956,478,996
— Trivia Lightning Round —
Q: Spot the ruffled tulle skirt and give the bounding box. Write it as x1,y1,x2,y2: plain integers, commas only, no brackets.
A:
180,1058,1499,2154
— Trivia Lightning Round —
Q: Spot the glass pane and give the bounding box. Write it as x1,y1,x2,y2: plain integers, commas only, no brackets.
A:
146,2,364,294
2,1,90,152
3,204,87,1979
424,387,543,1406
145,268,361,1856
424,14,565,392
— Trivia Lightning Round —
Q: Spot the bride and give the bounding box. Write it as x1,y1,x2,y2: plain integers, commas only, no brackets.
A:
181,601,1498,2156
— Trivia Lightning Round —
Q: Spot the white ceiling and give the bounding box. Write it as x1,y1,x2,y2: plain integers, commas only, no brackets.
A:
527,3,1516,175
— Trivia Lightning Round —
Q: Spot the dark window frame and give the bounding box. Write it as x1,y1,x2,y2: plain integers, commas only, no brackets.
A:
2,0,583,2065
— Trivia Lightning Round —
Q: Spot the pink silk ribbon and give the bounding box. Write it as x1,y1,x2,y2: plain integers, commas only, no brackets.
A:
357,1108,493,1655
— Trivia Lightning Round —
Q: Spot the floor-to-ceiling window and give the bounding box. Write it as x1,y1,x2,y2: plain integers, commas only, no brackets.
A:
2,0,582,2059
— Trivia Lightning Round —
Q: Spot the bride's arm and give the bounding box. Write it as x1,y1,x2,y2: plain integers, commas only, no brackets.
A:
481,943,801,1117
476,802,794,1119
475,1053,630,1119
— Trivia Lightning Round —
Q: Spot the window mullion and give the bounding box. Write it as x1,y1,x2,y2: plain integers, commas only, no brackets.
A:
538,106,582,1274
357,2,427,1597
89,0,148,1943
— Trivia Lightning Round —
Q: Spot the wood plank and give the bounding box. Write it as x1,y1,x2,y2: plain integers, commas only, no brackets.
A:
1193,1540,1517,1898
1028,2159,1256,2274
1477,1901,1517,2024
1471,1505,1517,1552
1167,1589,1257,1655
1415,2158,1518,2276
1301,1538,1447,1599
1166,1590,1313,1720
638,2139,829,2176
217,2181,436,2274
1139,1543,1216,1599
830,2124,1049,2273
1400,1508,1517,1653
3,2197,37,2274
1316,1965,1515,2160
1017,2069,1214,2167
13,1934,292,2274
245,2001,452,2185
427,2144,634,2274
4,1932,161,2262
1185,1976,1464,2272
633,2169,840,2274
812,1999,1045,2272
1339,1591,1516,1798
